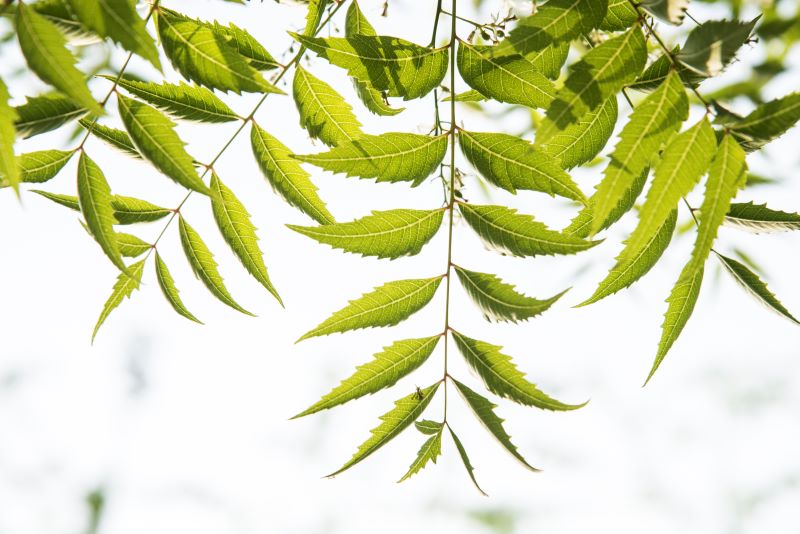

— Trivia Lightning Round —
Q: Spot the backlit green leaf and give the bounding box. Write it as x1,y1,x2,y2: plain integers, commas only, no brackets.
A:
398,429,442,482
723,202,800,233
250,123,334,225
298,277,443,341
117,95,209,195
600,0,638,31
459,203,599,257
0,78,19,193
14,150,73,187
155,252,202,324
111,195,171,224
288,208,445,259
729,92,800,151
452,331,586,411
293,66,363,147
31,189,80,210
14,93,86,139
327,383,440,477
209,173,281,303
677,18,758,77
116,232,150,257
448,426,487,496
294,133,448,186
92,259,144,341
77,152,126,272
79,119,142,158
293,336,441,418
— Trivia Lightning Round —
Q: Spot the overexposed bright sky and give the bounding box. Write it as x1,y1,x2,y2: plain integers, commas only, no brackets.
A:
2,1,800,533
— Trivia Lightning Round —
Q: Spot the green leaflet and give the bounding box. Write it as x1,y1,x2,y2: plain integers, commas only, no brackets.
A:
327,383,440,477
458,130,585,201
66,0,160,69
649,135,747,382
14,93,87,139
724,202,800,233
92,259,145,341
109,77,239,123
578,210,678,307
0,78,19,193
116,232,150,257
458,203,599,257
591,71,689,235
345,1,404,116
111,195,171,224
157,10,281,95
293,133,448,186
293,66,363,147
178,216,254,316
155,253,203,324
117,95,209,195
677,18,759,77
209,174,281,304
291,33,448,100
79,119,141,158
452,379,539,471
415,420,443,435
288,208,445,259
446,90,486,103
14,150,74,186
497,0,607,78
250,123,334,225
536,96,618,170
303,0,329,37
457,40,555,110
538,26,646,140
640,0,690,25
298,277,443,342
207,20,280,71
452,331,586,411
30,0,94,42
580,119,716,305
716,253,799,325
77,152,126,273
31,189,80,210
398,429,442,482
448,426,487,496
293,336,441,419
15,3,103,116
455,266,567,323
600,0,638,31
729,92,800,151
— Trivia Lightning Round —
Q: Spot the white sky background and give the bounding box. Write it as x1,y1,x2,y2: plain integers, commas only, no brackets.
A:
1,0,800,532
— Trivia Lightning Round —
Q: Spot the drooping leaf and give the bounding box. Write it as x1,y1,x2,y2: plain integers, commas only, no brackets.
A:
156,9,282,94
497,0,608,78
452,331,586,411
452,379,539,471
288,208,445,259
677,18,758,77
77,152,126,272
716,253,799,325
79,119,141,159
294,133,448,186
31,189,80,210
117,95,209,195
458,130,585,201
723,202,800,233
457,41,555,110
448,426,487,496
538,26,647,140
66,0,160,69
250,123,334,225
535,96,618,170
13,93,87,139
293,336,441,418
109,77,239,123
580,119,716,305
293,66,363,147
459,203,599,257
8,150,74,187
398,429,442,482
92,259,144,341
111,195,172,224
15,3,103,116
178,216,254,316
209,174,281,304
415,420,443,435
116,232,151,257
591,71,689,234
0,78,19,193
455,266,567,323
648,135,747,382
298,277,443,341
729,92,800,151
327,383,440,477
154,252,202,324
291,33,449,100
